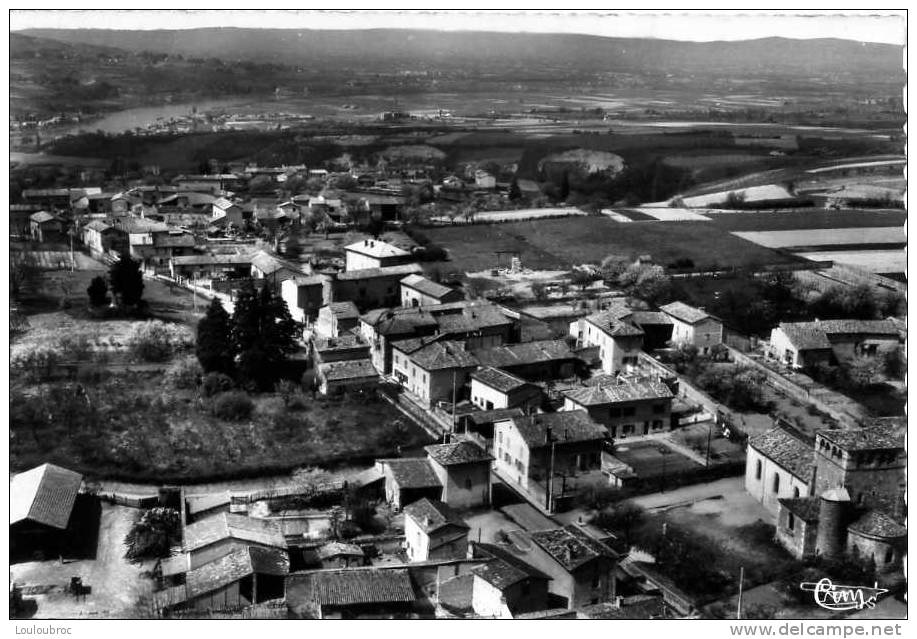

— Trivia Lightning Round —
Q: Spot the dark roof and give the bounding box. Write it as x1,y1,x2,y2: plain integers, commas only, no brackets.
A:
466,407,524,426
317,542,365,560
629,311,673,327
384,458,442,490
424,441,493,466
564,378,673,406
777,322,833,350
659,301,714,324
469,366,531,393
471,543,551,590
507,411,608,449
319,359,378,383
250,250,302,276
818,319,900,337
778,497,821,522
529,525,616,572
289,568,416,607
153,232,195,248
183,512,286,552
288,274,328,287
817,422,904,452
186,491,231,516
361,300,509,337
403,498,469,534
578,595,667,619
171,253,252,266
473,339,576,368
585,309,644,338
847,511,907,539
401,340,479,371
748,428,814,479
10,463,83,529
336,263,422,281
326,301,361,319
184,546,288,599
400,274,456,299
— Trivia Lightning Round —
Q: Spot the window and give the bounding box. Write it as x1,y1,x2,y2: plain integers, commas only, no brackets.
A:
884,548,894,564
793,487,800,498
787,512,795,532
464,478,472,490
498,431,503,444
772,472,780,494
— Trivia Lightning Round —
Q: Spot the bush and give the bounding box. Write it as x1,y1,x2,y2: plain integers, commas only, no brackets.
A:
128,320,194,363
87,276,110,307
164,356,204,390
124,507,181,562
202,372,235,397
11,344,62,382
56,333,94,361
212,391,254,421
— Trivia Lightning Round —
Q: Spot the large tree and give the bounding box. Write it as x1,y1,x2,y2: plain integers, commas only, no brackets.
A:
196,298,235,375
231,284,299,390
109,252,144,307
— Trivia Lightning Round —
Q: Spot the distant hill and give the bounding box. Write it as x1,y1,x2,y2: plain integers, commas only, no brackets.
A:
18,28,903,78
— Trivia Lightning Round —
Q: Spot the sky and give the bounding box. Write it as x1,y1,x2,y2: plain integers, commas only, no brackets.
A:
8,8,907,45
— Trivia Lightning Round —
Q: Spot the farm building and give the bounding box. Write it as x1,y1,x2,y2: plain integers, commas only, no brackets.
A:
470,367,542,414
315,301,362,338
345,239,412,271
473,339,581,382
332,263,424,311
768,319,900,369
391,338,480,406
403,498,470,562
281,275,332,324
316,358,380,395
562,377,674,438
400,274,463,307
658,302,723,354
469,542,552,618
182,512,287,571
286,567,419,619
316,542,366,569
29,211,64,242
377,458,443,511
10,463,87,560
424,440,494,508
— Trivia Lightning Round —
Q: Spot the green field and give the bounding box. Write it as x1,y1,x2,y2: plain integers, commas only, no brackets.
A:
707,209,906,232
424,217,806,273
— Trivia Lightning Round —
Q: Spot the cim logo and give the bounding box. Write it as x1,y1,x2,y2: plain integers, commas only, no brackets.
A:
800,578,889,611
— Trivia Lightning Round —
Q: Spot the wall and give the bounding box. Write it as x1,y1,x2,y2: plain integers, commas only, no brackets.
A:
812,441,906,513
494,420,531,489
332,274,403,311
404,513,429,561
846,531,905,572
775,505,817,560
471,379,512,410
429,460,491,509
471,576,515,618
581,322,643,374
563,397,670,438
186,580,245,612
744,444,810,516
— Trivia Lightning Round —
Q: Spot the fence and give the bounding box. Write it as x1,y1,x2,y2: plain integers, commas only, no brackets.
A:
230,481,348,506
97,492,159,508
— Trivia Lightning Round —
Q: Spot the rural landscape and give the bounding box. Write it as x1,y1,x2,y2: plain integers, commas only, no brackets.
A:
8,11,907,626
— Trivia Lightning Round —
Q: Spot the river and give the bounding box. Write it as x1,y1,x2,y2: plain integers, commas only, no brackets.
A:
65,98,256,136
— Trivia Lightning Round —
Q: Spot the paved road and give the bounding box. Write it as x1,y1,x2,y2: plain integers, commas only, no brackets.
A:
628,476,748,511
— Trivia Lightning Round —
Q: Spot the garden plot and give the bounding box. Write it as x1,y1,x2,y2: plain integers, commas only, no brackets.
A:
794,249,906,274
733,226,904,249
631,208,713,222
680,184,796,208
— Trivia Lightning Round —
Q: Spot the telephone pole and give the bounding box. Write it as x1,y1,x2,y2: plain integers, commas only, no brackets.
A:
736,566,745,619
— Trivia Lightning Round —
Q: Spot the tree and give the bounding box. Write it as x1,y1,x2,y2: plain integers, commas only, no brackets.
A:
592,502,646,546
570,269,599,291
620,263,672,305
109,252,144,307
124,507,181,562
10,252,40,299
87,276,109,307
231,284,300,390
508,177,522,201
196,298,235,375
531,281,548,302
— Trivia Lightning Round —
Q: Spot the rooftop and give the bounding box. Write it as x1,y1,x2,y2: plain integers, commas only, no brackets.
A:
319,359,379,383
288,568,416,608
153,232,196,248
530,525,616,572
424,440,493,466
465,407,524,426
399,340,479,371
250,250,302,276
847,510,907,539
584,309,644,338
564,378,673,406
325,301,361,320
171,253,253,266
316,542,365,561
383,458,442,490
473,339,576,368
183,512,286,553
778,497,821,522
659,301,715,324
10,463,82,529
469,366,532,394
186,491,231,516
400,274,457,300
345,239,410,259
471,543,550,590
336,263,422,281
403,498,469,534
817,422,904,452
506,411,608,449
777,322,833,350
186,546,289,599
748,427,814,480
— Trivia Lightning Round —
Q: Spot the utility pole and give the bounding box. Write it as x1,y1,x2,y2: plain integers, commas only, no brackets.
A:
69,230,74,273
736,566,745,620
705,421,712,468
546,437,556,512
451,369,457,437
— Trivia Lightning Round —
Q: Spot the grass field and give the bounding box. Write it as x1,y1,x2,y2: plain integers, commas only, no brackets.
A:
706,208,907,232
794,249,906,274
733,227,904,249
423,217,805,273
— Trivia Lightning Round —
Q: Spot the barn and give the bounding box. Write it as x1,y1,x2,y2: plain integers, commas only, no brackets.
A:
10,463,88,560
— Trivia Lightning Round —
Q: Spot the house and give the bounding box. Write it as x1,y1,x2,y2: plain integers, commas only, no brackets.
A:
768,319,900,369
157,192,217,215
658,301,723,354
110,217,195,272
424,441,494,508
575,308,644,375
182,512,287,570
29,211,64,242
475,170,496,189
10,463,83,559
469,367,542,414
315,301,361,338
473,339,582,382
281,275,331,324
21,188,72,209
469,542,552,618
154,546,289,614
493,411,609,512
745,427,814,515
400,274,463,307
286,568,418,619
346,193,407,222
185,492,231,524
170,253,253,282
331,263,424,311
391,339,480,406
249,250,304,285
316,542,365,569
378,458,443,510
80,219,126,259
403,498,470,562
344,239,413,271
211,197,244,227
460,408,525,453
10,203,42,235
562,377,674,439
316,359,379,395
312,332,371,365
174,174,238,194
514,525,617,609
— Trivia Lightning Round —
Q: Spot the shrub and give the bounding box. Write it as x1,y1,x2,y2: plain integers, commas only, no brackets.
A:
124,507,181,562
57,333,93,361
11,344,62,382
128,320,193,363
164,356,204,390
212,391,254,421
87,276,110,307
201,372,235,397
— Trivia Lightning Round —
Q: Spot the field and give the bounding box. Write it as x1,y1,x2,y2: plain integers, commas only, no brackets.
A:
612,439,701,478
706,208,906,232
733,227,904,249
423,217,806,273
794,250,906,275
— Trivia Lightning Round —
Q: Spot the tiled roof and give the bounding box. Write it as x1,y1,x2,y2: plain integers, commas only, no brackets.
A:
317,542,365,560
183,512,286,552
817,422,904,452
326,301,361,319
361,300,509,337
186,546,289,599
362,309,440,336
629,311,673,326
384,458,442,490
153,232,195,248
433,304,514,335
471,543,550,590
778,322,833,350
818,319,900,337
403,498,469,534
336,263,422,281
159,192,216,207
508,411,608,449
319,359,378,382
473,339,576,368
424,441,493,466
10,463,83,529
186,491,231,516
83,220,114,233
578,595,667,619
171,253,252,266
466,407,524,426
847,511,907,539
345,239,410,259
470,366,531,393
748,428,814,479
404,340,479,371
288,274,328,287
659,301,713,324
564,378,673,406
400,274,457,299
778,497,821,522
30,211,59,224
585,309,644,338
530,525,616,571
290,568,416,607
250,250,302,276
212,197,237,210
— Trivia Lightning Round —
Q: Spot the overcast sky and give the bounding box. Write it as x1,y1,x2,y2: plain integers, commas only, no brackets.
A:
9,8,906,45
